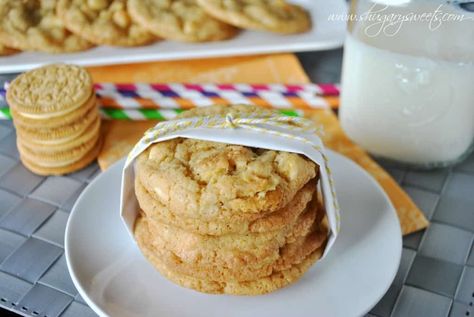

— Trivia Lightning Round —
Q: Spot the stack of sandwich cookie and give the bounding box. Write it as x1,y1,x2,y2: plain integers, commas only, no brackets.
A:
133,105,329,295
6,64,102,176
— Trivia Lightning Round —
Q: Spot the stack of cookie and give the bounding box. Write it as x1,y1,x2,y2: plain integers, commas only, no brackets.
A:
133,106,328,295
6,64,102,176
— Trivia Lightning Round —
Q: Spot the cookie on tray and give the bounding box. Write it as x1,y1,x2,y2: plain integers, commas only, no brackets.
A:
196,0,311,34
57,0,156,46
128,0,237,42
0,0,93,53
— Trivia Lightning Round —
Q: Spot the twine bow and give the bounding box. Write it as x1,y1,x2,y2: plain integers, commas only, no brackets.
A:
140,112,321,141
225,113,237,129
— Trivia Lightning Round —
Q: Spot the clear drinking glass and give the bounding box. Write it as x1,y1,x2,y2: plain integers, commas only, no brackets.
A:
340,0,474,168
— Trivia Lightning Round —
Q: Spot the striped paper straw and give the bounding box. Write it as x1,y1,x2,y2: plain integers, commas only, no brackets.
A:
94,83,340,110
95,83,340,95
100,108,184,120
1,83,340,110
0,107,304,121
0,107,10,120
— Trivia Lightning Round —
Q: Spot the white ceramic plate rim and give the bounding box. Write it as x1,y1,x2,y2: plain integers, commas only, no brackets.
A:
0,0,347,73
65,150,402,317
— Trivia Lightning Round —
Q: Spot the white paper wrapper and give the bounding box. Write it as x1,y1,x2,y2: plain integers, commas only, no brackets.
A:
120,112,340,258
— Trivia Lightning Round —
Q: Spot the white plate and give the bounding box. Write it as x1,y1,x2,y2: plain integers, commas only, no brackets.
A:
65,150,402,317
0,0,347,73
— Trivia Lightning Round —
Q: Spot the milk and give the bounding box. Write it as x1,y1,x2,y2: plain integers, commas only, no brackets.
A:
340,1,474,166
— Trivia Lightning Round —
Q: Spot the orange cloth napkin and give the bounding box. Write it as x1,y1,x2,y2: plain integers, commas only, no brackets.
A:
88,54,428,235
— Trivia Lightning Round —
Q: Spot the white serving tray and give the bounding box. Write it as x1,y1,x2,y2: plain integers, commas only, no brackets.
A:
0,0,347,73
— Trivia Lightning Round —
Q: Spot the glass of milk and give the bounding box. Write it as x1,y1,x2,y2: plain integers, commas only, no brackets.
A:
340,0,474,168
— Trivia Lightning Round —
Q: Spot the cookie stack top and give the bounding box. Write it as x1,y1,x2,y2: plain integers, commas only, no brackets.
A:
133,105,328,295
136,138,316,231
8,64,93,118
7,64,102,176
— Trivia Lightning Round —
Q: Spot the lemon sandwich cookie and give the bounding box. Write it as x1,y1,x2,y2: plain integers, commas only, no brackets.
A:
7,64,102,176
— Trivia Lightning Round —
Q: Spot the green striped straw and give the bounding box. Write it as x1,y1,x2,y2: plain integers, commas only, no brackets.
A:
0,107,303,120
0,107,10,120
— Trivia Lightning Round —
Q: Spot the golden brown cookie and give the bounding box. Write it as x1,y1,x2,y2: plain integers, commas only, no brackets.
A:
196,0,311,34
17,132,100,168
10,92,97,129
128,0,237,42
143,199,319,265
18,117,101,152
135,137,317,222
19,137,102,176
139,207,326,282
135,217,326,295
0,0,93,53
15,107,99,145
136,176,317,235
57,0,156,46
16,110,99,144
7,64,93,118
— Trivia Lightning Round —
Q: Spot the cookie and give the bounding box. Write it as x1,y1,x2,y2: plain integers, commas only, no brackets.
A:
128,0,237,42
135,217,326,295
196,0,311,34
136,176,317,235
15,106,99,145
7,64,93,118
57,0,156,46
10,92,97,129
141,223,325,284
0,0,93,53
135,137,317,221
17,132,100,168
139,206,326,282
19,117,101,152
19,137,102,176
143,198,319,264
